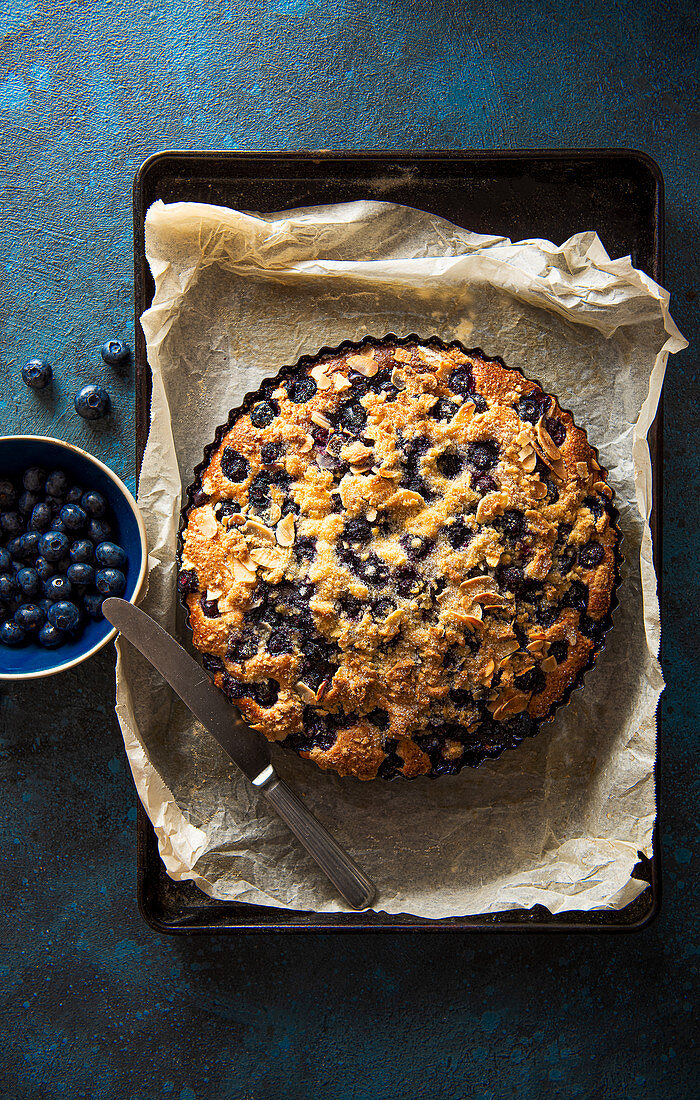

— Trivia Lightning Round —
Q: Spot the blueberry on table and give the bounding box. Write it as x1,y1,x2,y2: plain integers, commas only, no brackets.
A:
44,575,72,601
16,567,41,598
0,620,26,646
80,490,107,517
14,603,45,632
28,502,52,531
59,504,87,531
95,541,127,569
95,568,126,596
74,384,110,420
47,600,81,632
0,511,23,537
83,592,104,619
100,339,130,366
21,357,53,389
38,531,70,562
23,467,46,492
38,622,65,648
87,519,112,543
69,539,94,563
67,563,95,587
0,480,16,509
45,469,69,498
0,574,18,600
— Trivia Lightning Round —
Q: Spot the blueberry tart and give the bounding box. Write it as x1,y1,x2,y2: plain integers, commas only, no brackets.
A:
180,338,619,779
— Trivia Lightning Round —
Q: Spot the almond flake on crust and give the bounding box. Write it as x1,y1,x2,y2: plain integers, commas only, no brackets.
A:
346,352,378,376
275,514,296,546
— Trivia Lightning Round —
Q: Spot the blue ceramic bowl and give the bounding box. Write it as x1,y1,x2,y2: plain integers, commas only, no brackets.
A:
0,436,147,680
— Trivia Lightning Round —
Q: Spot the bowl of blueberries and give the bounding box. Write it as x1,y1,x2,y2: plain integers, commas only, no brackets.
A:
0,436,147,679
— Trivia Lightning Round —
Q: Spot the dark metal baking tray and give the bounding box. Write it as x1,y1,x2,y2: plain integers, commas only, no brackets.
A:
133,149,663,934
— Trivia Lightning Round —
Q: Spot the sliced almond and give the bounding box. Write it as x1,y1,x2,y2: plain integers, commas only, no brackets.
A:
295,682,318,704
242,518,276,542
494,692,529,719
391,367,406,390
454,402,475,426
206,587,223,601
475,591,509,608
342,441,374,466
311,411,333,431
540,655,558,673
476,491,510,524
593,480,613,499
267,502,282,524
310,363,332,390
381,608,405,631
373,465,401,479
248,545,288,570
233,558,257,583
461,614,486,632
478,658,495,683
527,640,546,654
366,507,377,521
346,352,378,376
500,638,520,656
299,433,314,453
576,461,590,480
272,386,287,399
459,577,489,596
276,513,296,547
536,417,562,461
199,505,218,539
332,373,352,392
393,347,413,363
532,480,548,499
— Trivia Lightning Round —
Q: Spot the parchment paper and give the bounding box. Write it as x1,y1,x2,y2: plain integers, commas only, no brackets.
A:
115,199,687,917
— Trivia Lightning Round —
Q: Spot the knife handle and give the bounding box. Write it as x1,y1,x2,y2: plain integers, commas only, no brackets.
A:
260,775,376,911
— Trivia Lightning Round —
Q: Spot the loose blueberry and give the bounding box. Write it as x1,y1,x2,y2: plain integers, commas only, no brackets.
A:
0,620,26,646
16,568,41,598
95,541,127,569
34,557,54,581
0,549,11,572
67,563,95,587
466,441,499,471
80,490,107,517
83,592,104,620
65,486,83,504
47,600,81,632
578,541,605,568
95,569,126,597
28,502,52,531
288,377,317,404
23,467,46,492
250,400,279,428
0,511,23,537
44,575,72,601
69,539,94,564
38,532,70,562
220,446,250,483
74,384,110,420
59,504,87,531
22,357,53,389
38,622,65,648
6,536,24,558
0,574,18,600
0,480,16,509
100,339,130,366
45,470,69,498
87,519,112,543
48,517,66,533
18,490,39,516
14,603,45,631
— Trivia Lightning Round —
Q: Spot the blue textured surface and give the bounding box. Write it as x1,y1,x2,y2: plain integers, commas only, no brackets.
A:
0,1,697,1097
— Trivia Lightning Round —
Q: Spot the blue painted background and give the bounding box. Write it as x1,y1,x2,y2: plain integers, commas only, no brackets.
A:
1,1,697,1097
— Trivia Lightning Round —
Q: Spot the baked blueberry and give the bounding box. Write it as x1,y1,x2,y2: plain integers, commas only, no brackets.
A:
466,441,498,470
199,594,220,618
95,541,127,569
516,391,550,423
472,473,498,494
47,601,81,632
447,367,474,394
436,449,464,479
563,580,589,612
401,533,433,560
431,398,458,421
38,622,65,648
250,400,278,427
496,509,527,542
80,490,107,517
0,620,26,646
220,446,250,483
74,384,110,419
447,519,473,550
337,402,366,434
549,640,569,664
38,532,69,562
214,500,240,523
578,541,605,567
544,417,566,445
100,339,130,365
177,568,199,595
514,666,547,694
267,628,294,654
95,569,127,597
22,357,53,389
288,377,317,404
498,566,524,594
260,441,284,465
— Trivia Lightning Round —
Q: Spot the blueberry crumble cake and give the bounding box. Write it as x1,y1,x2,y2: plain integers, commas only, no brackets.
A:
179,338,618,779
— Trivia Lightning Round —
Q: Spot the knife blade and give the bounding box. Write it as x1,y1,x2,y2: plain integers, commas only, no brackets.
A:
103,597,376,910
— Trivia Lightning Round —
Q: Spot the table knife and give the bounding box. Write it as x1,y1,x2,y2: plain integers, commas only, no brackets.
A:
103,597,376,911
